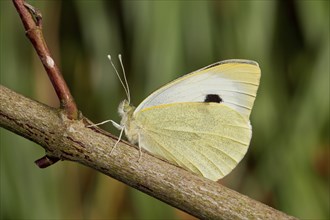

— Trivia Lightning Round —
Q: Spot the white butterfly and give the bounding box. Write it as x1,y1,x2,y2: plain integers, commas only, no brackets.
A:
101,55,261,181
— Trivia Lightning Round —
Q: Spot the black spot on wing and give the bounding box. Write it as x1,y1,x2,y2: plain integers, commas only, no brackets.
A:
204,94,222,103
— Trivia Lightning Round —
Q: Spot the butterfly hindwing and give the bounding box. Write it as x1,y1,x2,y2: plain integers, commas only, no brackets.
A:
134,102,252,181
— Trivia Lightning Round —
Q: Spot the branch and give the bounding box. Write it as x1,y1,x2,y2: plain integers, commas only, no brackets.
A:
12,0,78,120
0,85,297,220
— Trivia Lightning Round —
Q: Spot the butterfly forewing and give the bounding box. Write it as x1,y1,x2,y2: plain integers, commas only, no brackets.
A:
134,59,261,121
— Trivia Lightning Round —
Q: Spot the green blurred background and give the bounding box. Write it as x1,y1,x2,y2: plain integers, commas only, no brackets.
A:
1,0,329,219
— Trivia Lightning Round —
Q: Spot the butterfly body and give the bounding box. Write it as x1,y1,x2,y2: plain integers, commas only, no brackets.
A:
118,100,139,144
117,59,261,181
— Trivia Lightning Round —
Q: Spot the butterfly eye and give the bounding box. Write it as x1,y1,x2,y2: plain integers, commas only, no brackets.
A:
204,94,222,103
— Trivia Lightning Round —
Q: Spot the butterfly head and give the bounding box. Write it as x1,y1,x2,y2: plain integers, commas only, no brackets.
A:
118,99,135,117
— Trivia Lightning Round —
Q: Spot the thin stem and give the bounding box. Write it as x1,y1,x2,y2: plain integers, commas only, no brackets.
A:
12,0,78,120
35,155,60,168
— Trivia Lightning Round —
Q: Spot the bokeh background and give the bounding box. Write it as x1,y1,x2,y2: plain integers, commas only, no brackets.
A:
1,0,329,219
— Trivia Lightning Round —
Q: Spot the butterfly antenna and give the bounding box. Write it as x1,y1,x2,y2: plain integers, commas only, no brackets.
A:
107,55,130,102
118,54,131,104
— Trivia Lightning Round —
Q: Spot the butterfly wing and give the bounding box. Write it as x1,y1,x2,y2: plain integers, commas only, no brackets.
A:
134,59,261,120
134,102,252,181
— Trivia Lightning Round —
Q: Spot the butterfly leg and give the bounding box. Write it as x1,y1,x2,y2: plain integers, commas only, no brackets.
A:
110,126,124,155
137,134,142,162
87,120,125,154
87,119,122,130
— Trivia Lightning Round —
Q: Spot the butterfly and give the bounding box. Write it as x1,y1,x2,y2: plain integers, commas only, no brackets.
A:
101,56,261,181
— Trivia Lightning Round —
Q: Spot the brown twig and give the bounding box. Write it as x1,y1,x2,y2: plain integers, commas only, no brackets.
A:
35,155,60,168
0,85,298,220
12,0,79,167
12,0,78,120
